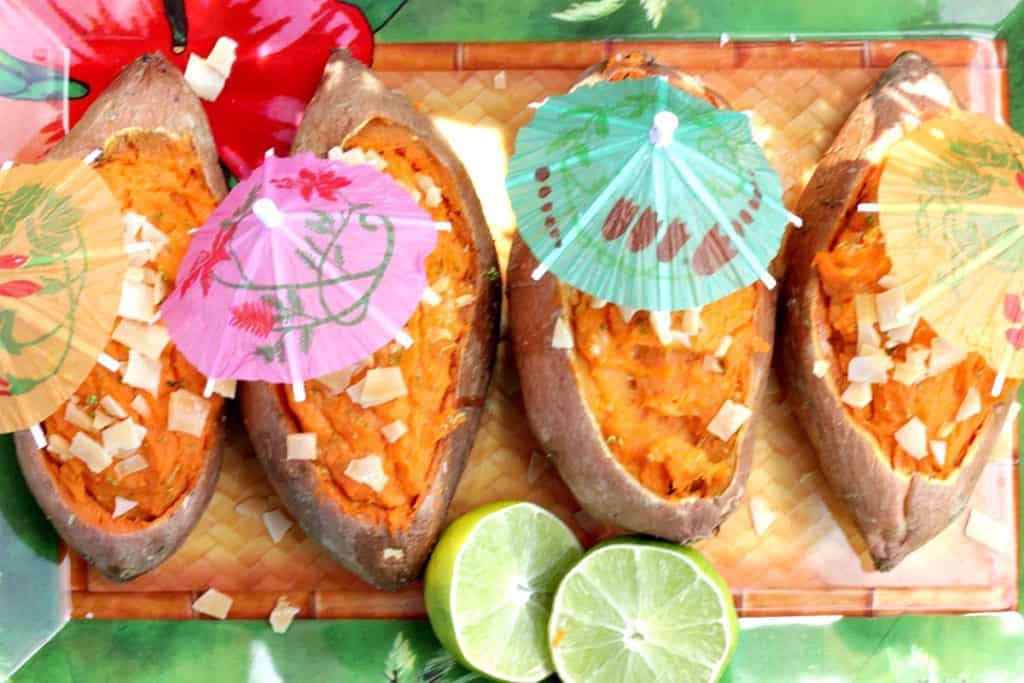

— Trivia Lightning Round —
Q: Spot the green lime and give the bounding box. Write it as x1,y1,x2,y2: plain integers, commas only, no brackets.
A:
548,537,738,683
424,501,583,682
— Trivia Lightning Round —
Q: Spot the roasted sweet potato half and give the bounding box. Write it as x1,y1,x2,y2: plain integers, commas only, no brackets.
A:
240,50,500,590
507,54,777,543
780,52,1017,570
14,53,228,582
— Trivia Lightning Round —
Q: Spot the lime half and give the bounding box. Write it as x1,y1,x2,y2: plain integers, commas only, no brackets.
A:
549,538,738,683
425,501,583,682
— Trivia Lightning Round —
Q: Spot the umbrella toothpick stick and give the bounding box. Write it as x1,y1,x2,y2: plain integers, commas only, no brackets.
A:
1,160,12,173
29,423,46,449
993,344,1013,398
97,353,120,373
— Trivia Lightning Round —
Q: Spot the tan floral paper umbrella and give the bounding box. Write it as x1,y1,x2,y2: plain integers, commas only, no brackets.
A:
874,112,1024,393
0,158,126,434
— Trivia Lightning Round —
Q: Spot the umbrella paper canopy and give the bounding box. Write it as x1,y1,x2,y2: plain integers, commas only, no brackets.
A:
876,112,1024,388
0,158,125,432
160,153,438,397
507,76,794,311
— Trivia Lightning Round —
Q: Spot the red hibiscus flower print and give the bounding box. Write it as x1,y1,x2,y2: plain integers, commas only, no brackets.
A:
0,376,10,397
1004,294,1024,323
230,300,276,338
1015,171,1024,193
1007,327,1024,350
272,169,351,202
178,227,235,297
0,254,28,269
0,280,42,298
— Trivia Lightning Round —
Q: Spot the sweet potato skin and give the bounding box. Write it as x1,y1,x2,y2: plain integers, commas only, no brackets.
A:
240,50,500,590
507,55,776,543
780,51,1012,570
14,53,227,582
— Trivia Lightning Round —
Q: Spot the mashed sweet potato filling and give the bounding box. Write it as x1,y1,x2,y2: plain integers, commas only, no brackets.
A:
816,167,1017,477
282,120,477,530
569,286,767,499
43,132,222,530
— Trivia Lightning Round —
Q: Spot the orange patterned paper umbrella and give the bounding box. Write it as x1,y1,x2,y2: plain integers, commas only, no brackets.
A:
0,158,125,433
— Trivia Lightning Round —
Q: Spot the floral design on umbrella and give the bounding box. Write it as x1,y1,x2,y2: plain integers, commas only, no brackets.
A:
507,76,795,311
160,153,438,399
0,158,125,433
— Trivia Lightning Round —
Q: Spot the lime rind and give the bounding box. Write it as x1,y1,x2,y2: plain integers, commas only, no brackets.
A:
549,540,737,683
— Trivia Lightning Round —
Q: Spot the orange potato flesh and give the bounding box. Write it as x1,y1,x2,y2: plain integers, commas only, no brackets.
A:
43,133,222,530
282,120,477,530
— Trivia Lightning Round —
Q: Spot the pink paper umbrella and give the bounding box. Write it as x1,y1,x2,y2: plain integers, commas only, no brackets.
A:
161,153,439,400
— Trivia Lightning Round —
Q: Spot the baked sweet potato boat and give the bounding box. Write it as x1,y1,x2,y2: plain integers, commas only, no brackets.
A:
14,54,228,581
781,52,1017,570
508,54,777,542
240,50,501,589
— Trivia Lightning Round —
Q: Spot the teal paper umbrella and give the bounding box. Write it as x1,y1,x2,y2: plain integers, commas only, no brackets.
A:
507,77,798,311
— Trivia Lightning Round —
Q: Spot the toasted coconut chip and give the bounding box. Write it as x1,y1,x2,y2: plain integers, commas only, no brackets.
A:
46,434,72,461
99,395,128,419
350,367,407,408
269,597,300,634
286,432,317,460
841,382,872,408
894,417,928,459
420,285,441,306
812,360,831,378
112,319,170,361
854,294,881,352
707,400,752,441
425,186,443,208
167,389,211,437
122,350,161,396
681,307,702,336
964,509,1008,553
70,433,111,473
648,311,673,346
130,394,151,420
65,402,94,431
102,418,146,455
748,496,776,536
316,363,362,396
92,410,115,431
929,338,966,375
703,355,724,374
714,335,733,358
118,280,156,323
262,509,294,544
455,294,475,308
892,360,927,387
208,378,236,399
381,420,408,444
938,421,955,439
551,316,574,350
140,222,169,259
433,275,451,293
589,297,607,309
929,440,947,466
115,454,149,479
875,286,908,332
112,496,137,519
344,454,388,492
235,496,267,519
193,588,232,619
848,351,892,384
955,387,981,422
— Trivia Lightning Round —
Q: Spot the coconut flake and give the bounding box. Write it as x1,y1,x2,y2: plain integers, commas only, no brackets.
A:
707,400,752,441
235,496,267,519
703,355,724,374
140,222,169,260
205,36,238,77
185,54,227,101
193,588,233,619
841,382,872,408
749,496,776,536
420,285,441,306
493,70,507,90
892,360,927,386
681,308,702,336
929,440,947,466
425,186,443,208
167,389,211,437
714,336,733,358
99,396,128,419
617,306,638,323
115,454,149,479
929,338,966,375
112,319,170,360
102,418,146,455
112,496,137,519
269,597,300,634
877,274,900,289
122,350,161,396
70,433,111,473
64,401,95,432
381,420,407,444
938,421,955,439
848,352,892,384
964,509,1008,553
955,387,981,422
46,434,73,461
894,417,928,459
812,360,830,378
92,410,115,431
353,367,407,408
262,510,294,544
854,294,881,352
286,432,317,461
455,294,475,308
130,394,151,420
1004,402,1021,436
551,317,574,350
648,311,673,346
118,280,156,323
589,298,607,309
875,286,909,332
344,454,388,492
316,364,361,396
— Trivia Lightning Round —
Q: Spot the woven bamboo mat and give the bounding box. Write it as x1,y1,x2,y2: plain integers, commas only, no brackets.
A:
68,39,1017,620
